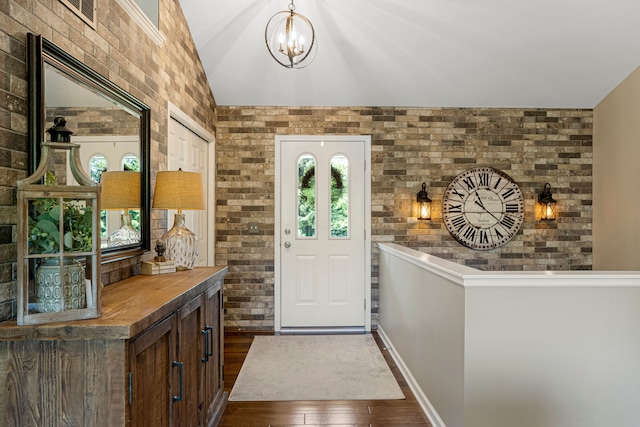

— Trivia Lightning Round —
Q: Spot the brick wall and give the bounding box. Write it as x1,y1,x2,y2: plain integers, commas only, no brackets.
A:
0,0,216,320
216,106,593,330
47,107,139,137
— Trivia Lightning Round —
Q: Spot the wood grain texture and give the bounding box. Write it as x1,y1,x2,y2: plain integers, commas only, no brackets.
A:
129,315,175,427
0,268,227,427
174,295,204,425
0,266,227,341
204,283,226,427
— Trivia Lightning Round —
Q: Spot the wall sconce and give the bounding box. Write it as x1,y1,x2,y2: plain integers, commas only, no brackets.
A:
416,182,432,220
537,183,557,221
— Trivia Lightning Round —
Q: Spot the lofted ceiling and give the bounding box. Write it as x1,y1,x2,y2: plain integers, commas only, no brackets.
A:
179,0,640,108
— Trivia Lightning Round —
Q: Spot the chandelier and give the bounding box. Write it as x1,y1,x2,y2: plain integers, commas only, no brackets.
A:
265,0,317,69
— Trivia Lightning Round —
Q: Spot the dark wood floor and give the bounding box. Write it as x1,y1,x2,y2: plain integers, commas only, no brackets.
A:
221,331,432,426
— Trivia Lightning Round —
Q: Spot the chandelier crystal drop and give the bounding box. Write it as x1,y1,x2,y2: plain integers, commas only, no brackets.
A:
265,0,317,69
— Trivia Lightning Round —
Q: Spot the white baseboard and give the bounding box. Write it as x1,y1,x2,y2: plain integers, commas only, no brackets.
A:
377,326,447,427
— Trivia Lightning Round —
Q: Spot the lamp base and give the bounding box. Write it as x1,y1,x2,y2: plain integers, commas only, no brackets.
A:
161,213,198,270
108,213,140,246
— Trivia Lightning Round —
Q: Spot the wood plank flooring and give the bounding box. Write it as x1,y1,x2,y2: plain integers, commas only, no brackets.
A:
221,331,432,426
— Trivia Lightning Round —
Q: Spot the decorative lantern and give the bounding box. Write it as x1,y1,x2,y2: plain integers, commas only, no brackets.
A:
537,183,557,221
17,138,101,325
416,182,432,220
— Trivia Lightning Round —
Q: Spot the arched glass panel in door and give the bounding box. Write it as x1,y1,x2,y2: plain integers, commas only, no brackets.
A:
330,154,349,238
297,154,316,238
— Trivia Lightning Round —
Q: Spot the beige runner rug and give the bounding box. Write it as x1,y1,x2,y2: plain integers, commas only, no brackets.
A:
229,334,405,401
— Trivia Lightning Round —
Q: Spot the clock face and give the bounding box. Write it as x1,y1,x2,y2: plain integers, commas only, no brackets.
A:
442,167,524,250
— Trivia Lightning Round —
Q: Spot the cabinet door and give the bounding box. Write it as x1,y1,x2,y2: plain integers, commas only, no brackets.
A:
129,315,176,427
203,281,225,425
174,294,206,426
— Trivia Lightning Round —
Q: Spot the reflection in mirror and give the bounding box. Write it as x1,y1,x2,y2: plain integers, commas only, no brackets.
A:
100,171,141,246
28,33,151,259
46,64,142,248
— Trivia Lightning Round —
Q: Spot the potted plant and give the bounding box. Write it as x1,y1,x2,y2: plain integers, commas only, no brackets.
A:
28,197,93,254
27,173,93,312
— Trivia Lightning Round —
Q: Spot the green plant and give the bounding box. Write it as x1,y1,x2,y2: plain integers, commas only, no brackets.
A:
28,198,93,254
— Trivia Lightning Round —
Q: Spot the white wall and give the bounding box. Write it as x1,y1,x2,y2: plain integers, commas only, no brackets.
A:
593,65,640,269
464,285,640,427
378,243,640,427
379,246,467,427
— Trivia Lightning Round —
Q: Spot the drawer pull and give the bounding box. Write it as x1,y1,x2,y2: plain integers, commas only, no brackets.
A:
172,361,183,402
201,327,212,362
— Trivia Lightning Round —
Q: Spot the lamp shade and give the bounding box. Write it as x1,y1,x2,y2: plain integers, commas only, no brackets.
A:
101,171,140,209
152,170,205,211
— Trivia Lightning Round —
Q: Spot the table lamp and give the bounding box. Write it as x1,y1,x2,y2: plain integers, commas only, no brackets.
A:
100,171,141,246
152,169,205,270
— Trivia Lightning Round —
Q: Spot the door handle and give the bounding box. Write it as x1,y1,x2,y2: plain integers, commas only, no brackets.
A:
284,241,291,248
202,326,214,362
172,361,183,402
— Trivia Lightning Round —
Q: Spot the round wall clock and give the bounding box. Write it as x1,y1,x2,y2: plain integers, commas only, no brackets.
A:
442,167,524,250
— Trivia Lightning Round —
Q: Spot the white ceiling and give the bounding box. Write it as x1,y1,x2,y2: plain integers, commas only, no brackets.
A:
179,0,640,108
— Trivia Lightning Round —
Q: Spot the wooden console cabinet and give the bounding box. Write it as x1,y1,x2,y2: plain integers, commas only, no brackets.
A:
0,266,228,427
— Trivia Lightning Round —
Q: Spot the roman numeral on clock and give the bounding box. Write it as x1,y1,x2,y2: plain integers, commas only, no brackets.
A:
452,188,466,200
463,226,476,241
463,177,476,191
493,177,502,190
505,203,519,213
501,188,515,200
478,173,489,187
500,215,516,229
447,204,462,213
451,216,467,231
479,230,489,244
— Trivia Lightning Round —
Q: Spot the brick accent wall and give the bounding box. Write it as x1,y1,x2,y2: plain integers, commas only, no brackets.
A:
0,0,215,320
47,107,139,137
216,106,593,330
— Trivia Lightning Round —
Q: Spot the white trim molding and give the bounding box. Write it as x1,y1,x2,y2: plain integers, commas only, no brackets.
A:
167,102,216,266
115,0,165,45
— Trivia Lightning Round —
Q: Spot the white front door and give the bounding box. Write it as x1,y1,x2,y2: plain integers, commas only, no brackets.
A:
276,136,371,331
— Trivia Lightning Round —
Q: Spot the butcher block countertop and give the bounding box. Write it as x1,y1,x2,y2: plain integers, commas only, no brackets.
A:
0,266,228,341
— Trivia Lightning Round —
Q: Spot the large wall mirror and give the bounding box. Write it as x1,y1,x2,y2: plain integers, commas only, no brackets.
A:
27,33,151,260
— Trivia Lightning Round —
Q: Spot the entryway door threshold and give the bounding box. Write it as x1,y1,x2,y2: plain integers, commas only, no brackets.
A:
278,327,366,335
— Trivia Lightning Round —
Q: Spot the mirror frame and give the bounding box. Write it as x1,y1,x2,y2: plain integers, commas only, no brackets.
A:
27,33,151,260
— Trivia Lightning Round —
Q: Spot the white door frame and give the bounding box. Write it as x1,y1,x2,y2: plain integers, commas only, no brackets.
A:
167,102,216,266
274,135,372,332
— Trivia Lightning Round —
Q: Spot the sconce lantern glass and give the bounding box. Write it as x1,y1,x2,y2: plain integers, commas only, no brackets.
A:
538,183,557,221
416,182,432,220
